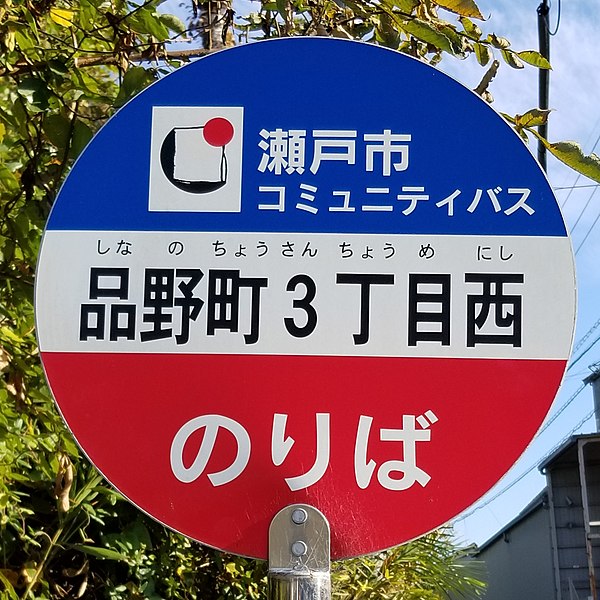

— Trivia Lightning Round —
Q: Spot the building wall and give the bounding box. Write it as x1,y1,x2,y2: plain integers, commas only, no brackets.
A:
547,448,589,599
473,437,600,600
477,505,556,600
547,438,600,599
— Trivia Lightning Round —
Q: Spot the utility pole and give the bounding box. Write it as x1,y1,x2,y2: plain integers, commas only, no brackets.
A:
537,0,550,171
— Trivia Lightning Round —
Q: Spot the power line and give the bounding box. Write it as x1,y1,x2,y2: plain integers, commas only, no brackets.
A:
569,333,600,371
541,409,595,461
569,185,599,235
572,317,600,355
575,208,600,255
454,464,539,522
537,383,586,434
560,173,583,209
570,130,600,252
555,184,600,191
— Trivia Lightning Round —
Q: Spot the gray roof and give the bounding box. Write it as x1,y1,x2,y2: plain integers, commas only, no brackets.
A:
538,432,600,472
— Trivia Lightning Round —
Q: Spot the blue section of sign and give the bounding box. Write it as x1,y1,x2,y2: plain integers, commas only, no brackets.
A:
46,38,567,237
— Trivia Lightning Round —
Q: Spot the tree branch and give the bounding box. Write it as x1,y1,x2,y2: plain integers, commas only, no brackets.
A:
0,48,214,78
473,59,500,96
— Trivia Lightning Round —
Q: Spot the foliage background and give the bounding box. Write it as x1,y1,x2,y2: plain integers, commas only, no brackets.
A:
1,0,592,597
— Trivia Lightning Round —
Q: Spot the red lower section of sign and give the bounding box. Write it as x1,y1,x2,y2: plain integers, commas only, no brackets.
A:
42,352,565,559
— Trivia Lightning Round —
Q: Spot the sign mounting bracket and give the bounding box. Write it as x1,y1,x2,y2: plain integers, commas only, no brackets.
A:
268,504,331,600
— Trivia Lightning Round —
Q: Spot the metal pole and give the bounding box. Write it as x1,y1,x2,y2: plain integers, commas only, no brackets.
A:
268,504,331,600
578,440,598,600
583,368,600,432
537,0,550,171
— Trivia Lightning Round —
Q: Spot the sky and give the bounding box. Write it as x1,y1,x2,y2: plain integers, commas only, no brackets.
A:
158,0,600,550
434,0,600,547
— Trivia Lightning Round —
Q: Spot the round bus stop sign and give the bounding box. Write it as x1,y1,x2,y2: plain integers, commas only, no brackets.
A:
35,38,576,560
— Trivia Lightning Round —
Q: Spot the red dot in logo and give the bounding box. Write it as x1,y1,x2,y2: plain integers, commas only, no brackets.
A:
203,117,234,147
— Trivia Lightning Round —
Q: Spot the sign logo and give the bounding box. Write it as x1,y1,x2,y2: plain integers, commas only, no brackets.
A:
149,106,243,212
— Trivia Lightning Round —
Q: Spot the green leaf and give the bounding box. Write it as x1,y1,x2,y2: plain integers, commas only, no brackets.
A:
0,571,19,600
72,68,115,100
23,8,40,40
384,0,419,11
114,67,156,108
11,97,29,136
43,114,71,151
435,0,483,19
487,32,510,49
127,8,170,39
70,120,93,158
516,127,530,143
79,0,95,29
49,7,75,28
474,42,491,66
514,108,551,129
47,59,70,76
375,13,401,48
501,49,524,69
72,544,131,562
159,13,186,34
436,23,467,54
275,0,288,20
14,29,36,51
0,165,19,193
397,17,454,53
543,141,600,184
460,16,481,39
59,433,80,457
17,78,50,110
517,50,551,69
4,28,15,52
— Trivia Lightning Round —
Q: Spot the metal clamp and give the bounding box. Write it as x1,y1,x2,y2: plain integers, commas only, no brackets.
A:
268,504,331,600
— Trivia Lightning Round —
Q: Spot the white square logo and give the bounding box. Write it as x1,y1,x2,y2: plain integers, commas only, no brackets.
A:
149,106,244,212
